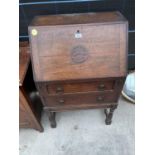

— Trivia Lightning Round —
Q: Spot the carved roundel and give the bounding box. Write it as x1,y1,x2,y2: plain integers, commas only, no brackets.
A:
71,46,89,64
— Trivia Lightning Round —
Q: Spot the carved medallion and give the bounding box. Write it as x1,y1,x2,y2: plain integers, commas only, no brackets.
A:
71,46,89,64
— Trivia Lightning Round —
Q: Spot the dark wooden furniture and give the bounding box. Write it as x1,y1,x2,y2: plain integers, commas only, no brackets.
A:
29,11,128,128
19,42,43,132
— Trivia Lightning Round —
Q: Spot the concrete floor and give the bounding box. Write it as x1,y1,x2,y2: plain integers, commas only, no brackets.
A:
19,96,135,155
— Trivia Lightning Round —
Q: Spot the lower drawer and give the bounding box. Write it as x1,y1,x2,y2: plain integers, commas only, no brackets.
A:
43,91,117,108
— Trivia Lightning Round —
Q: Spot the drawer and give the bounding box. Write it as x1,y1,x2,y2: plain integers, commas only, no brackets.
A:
43,91,117,107
39,80,115,95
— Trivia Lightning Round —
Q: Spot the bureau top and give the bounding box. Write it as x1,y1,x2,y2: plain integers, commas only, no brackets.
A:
30,11,126,27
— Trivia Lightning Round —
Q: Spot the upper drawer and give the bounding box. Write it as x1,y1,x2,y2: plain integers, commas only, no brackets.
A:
29,12,128,82
38,79,115,96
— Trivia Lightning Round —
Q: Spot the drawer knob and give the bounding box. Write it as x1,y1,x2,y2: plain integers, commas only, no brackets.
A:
97,96,104,102
56,86,64,93
98,84,105,91
59,99,65,104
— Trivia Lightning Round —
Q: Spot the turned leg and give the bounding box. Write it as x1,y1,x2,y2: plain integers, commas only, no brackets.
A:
104,105,117,125
48,111,56,128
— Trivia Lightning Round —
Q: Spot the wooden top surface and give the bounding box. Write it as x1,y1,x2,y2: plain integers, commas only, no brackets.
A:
30,11,126,27
19,42,30,86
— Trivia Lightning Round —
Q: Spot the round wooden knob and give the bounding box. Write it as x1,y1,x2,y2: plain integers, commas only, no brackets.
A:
97,96,104,102
98,84,105,90
59,99,65,104
56,86,64,93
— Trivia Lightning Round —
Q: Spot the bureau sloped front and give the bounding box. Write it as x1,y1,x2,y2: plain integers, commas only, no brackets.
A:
29,22,127,82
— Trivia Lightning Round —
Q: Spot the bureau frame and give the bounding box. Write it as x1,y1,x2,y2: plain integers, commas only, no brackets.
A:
29,11,128,128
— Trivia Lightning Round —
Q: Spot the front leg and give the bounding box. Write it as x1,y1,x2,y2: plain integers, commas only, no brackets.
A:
48,111,57,128
104,105,117,125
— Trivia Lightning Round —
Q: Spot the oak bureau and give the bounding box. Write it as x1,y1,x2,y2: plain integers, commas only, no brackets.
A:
29,11,128,128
